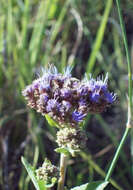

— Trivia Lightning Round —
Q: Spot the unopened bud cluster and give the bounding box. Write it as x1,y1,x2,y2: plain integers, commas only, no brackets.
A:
22,65,116,127
56,128,87,150
36,159,59,184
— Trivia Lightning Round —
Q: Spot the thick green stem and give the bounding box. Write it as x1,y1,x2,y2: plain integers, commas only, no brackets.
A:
105,127,131,181
57,154,68,190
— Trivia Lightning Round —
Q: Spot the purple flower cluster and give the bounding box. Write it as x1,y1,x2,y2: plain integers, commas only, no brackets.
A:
22,65,116,127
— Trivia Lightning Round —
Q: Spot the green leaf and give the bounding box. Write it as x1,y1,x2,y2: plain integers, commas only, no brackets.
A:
45,114,59,128
96,181,109,190
38,180,47,190
55,147,70,156
21,156,40,190
70,183,88,190
55,147,80,157
21,157,48,190
70,181,109,190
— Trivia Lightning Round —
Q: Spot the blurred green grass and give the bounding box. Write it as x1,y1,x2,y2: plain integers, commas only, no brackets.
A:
0,0,133,189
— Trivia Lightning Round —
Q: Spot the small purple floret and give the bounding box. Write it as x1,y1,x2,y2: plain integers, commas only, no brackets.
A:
46,99,60,112
79,98,87,106
22,85,33,96
39,81,51,93
72,111,86,122
63,65,72,78
40,94,49,104
54,90,60,99
104,91,116,103
61,89,71,99
90,91,100,103
79,86,88,96
58,101,71,116
33,80,40,89
62,101,71,111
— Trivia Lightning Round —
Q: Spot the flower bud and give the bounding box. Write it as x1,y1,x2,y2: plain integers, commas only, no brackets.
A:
36,159,59,184
56,128,87,150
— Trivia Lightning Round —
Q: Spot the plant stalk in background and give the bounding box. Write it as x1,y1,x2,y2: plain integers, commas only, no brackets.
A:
105,0,133,182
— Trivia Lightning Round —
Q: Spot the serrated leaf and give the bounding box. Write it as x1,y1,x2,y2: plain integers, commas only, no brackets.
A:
55,147,70,156
21,157,40,190
45,114,59,128
70,181,109,190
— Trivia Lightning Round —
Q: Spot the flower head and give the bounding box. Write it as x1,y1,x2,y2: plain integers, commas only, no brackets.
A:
22,65,116,127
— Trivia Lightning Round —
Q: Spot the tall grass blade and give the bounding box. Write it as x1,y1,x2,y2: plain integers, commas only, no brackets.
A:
86,0,113,73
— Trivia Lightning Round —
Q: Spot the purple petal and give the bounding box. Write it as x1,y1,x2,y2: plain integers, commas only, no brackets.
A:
104,91,116,103
72,111,86,122
90,91,100,103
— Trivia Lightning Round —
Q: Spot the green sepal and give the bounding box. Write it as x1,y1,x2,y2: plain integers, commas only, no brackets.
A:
38,177,57,189
44,114,60,128
55,147,70,156
79,120,86,128
67,147,80,157
55,147,80,157
45,177,57,188
70,181,109,190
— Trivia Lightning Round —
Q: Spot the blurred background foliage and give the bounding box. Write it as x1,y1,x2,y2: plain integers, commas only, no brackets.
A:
0,0,133,189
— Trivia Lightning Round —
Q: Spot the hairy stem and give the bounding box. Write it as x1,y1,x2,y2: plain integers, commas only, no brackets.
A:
57,154,68,190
